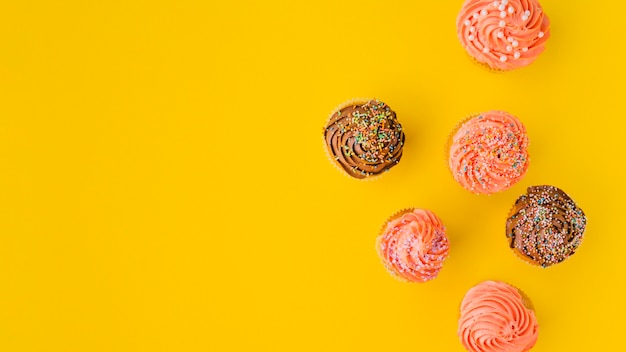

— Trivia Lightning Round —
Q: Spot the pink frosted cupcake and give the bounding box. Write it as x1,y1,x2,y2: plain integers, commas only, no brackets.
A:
457,0,550,71
376,209,449,283
458,281,538,352
447,111,529,194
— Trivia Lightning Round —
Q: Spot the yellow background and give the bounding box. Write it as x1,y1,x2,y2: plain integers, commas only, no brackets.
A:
0,0,624,351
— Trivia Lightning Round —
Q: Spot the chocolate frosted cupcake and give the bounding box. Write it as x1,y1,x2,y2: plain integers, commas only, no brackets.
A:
323,99,404,179
506,185,587,267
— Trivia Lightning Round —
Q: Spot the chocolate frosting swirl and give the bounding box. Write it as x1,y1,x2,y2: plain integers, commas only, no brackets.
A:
323,100,404,179
506,185,586,267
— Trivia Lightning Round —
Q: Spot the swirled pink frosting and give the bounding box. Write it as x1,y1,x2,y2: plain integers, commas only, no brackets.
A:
457,0,550,70
458,281,538,352
376,209,449,283
448,111,529,194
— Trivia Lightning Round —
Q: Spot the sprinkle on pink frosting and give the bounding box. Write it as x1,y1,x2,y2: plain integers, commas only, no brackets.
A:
376,209,449,283
458,281,538,352
457,0,550,70
448,111,529,194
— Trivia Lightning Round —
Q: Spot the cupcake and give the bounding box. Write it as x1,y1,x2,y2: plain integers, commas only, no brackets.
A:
506,185,587,267
323,99,404,179
447,111,529,194
376,209,449,283
458,281,538,352
457,0,550,71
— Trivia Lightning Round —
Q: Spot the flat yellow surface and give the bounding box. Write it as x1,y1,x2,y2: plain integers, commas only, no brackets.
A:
0,1,624,351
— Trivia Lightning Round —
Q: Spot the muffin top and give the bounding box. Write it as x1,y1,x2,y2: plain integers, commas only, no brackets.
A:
507,185,587,267
448,111,529,194
457,0,550,71
324,100,404,179
459,281,538,352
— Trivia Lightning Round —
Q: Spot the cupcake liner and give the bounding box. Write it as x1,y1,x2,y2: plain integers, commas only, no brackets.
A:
515,286,535,312
466,52,505,73
511,248,540,267
322,97,382,182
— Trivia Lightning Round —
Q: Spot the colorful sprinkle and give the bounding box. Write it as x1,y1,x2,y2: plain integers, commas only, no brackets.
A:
506,186,586,267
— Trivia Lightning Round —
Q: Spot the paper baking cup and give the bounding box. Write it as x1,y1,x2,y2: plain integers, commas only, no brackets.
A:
466,52,505,73
514,285,536,312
